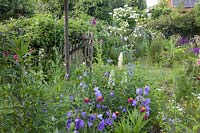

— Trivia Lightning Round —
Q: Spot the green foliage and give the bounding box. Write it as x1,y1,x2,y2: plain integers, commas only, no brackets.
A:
0,0,35,20
36,0,63,17
150,7,172,19
148,35,165,64
149,4,200,37
0,13,96,59
114,109,150,133
73,0,146,22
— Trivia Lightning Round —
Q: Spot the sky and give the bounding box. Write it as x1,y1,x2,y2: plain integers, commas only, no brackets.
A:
146,0,159,8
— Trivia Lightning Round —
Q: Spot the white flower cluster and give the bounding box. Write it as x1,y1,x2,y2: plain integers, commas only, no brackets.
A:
113,5,139,21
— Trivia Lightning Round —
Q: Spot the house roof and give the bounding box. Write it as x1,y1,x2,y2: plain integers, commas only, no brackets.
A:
171,0,199,8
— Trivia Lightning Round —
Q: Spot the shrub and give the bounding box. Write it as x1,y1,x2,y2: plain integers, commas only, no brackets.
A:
149,6,200,37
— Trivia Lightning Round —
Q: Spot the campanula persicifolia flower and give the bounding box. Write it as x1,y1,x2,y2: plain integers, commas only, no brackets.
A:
146,111,150,116
66,119,72,129
84,97,90,103
122,108,127,113
110,91,114,97
144,86,150,95
88,114,96,121
97,114,103,120
69,96,74,101
104,71,110,77
142,98,151,106
136,95,145,102
94,87,99,92
95,90,101,97
140,106,146,112
75,118,85,130
96,104,101,108
102,105,107,109
13,54,19,60
132,99,137,106
112,113,117,120
81,112,86,118
105,118,113,126
128,97,134,103
106,110,111,116
98,120,105,131
145,105,150,112
67,111,73,118
65,74,70,80
88,121,93,127
136,88,143,95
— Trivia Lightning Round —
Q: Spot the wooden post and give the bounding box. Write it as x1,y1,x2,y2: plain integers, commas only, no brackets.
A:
64,0,70,79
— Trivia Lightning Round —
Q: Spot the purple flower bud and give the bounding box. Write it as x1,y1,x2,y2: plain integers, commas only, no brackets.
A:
66,119,72,129
136,88,143,95
144,86,150,95
67,111,73,118
65,73,70,80
81,112,86,118
106,110,111,116
112,113,117,120
122,108,127,113
88,121,93,127
104,71,110,77
110,91,114,97
69,96,74,101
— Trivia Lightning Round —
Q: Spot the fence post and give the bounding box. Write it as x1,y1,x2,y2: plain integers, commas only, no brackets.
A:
64,0,70,80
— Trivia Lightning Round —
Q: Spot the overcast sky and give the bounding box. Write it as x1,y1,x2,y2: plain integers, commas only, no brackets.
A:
146,0,159,8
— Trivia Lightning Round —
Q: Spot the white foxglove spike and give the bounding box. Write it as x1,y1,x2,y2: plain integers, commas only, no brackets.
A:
108,70,115,87
118,52,123,69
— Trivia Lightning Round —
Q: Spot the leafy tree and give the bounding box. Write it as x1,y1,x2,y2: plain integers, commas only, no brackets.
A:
0,0,34,20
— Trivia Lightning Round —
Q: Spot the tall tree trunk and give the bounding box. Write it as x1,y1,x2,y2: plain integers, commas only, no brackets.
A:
64,0,70,79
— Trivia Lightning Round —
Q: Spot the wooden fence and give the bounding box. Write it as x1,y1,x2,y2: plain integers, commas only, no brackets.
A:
69,32,94,70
